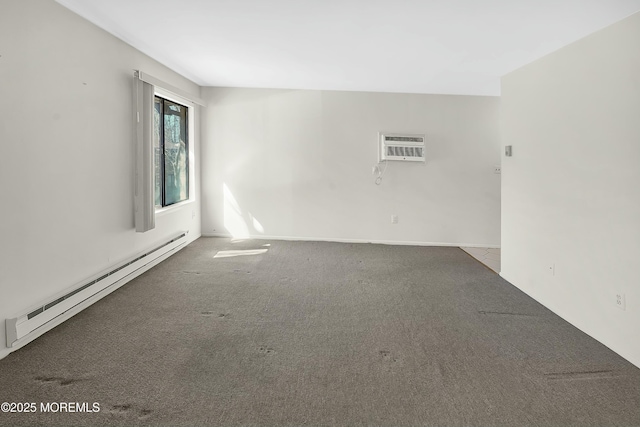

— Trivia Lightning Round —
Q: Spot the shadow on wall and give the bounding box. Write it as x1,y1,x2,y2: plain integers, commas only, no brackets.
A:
223,183,265,239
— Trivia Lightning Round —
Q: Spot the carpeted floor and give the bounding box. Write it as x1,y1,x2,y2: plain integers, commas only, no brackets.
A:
0,237,639,426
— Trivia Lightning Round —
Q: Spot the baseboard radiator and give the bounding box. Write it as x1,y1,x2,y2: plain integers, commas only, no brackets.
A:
5,231,189,348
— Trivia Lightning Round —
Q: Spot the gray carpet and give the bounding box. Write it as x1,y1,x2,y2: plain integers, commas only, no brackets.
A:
0,237,638,426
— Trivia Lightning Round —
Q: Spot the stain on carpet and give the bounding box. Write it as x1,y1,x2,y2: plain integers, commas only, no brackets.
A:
544,369,618,381
258,346,276,355
35,376,81,386
478,310,537,317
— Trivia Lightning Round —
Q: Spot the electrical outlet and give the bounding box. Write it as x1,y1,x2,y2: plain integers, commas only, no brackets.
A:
615,293,626,311
494,166,501,174
391,215,398,224
372,166,379,175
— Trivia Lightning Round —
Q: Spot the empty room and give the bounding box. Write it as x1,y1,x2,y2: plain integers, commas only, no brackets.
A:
1,0,639,426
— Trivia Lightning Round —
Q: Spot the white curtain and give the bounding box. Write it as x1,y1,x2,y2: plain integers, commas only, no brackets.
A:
134,72,155,232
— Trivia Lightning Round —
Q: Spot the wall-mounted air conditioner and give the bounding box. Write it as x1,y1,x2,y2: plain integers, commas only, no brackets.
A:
380,133,426,162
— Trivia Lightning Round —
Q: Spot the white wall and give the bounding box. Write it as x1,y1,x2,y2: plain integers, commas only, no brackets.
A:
501,12,640,367
202,88,500,246
0,0,201,358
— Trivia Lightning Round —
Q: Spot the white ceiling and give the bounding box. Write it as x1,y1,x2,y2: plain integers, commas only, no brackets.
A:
56,0,640,96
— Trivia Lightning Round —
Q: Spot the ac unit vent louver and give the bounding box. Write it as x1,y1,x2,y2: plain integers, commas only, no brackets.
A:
380,133,425,162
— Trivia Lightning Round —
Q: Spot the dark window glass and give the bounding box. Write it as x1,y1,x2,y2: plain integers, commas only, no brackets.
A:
154,96,189,207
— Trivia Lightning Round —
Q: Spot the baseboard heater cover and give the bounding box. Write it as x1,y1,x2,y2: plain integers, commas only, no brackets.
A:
5,231,188,347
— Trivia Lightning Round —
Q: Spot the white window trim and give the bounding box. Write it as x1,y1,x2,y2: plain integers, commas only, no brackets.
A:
136,71,205,106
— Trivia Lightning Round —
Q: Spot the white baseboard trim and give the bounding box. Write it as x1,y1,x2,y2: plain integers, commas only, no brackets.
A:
0,231,200,361
201,232,500,249
500,271,639,369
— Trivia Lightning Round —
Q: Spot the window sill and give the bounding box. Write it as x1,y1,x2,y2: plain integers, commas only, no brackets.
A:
155,199,195,217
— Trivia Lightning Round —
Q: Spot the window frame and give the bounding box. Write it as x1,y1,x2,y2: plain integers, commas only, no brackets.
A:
153,87,196,214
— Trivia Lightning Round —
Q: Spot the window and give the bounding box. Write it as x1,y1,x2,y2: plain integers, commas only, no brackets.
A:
134,70,203,232
153,96,189,207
